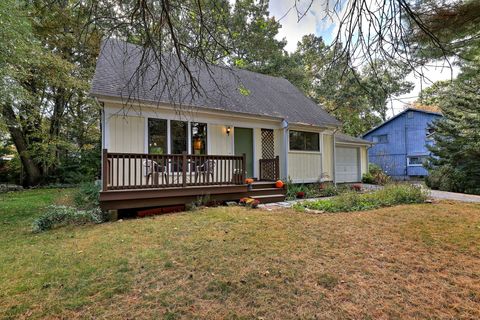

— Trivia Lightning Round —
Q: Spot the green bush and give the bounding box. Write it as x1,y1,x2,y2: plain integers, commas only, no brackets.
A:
362,164,390,185
295,184,428,213
32,205,107,233
319,182,340,197
74,181,101,209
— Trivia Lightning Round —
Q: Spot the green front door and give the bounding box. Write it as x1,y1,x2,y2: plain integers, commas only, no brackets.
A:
234,127,254,178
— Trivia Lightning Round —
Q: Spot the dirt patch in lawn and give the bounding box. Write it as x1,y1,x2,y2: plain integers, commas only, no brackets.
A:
1,191,479,319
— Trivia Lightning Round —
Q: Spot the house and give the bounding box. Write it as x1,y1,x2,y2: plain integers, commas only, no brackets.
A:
91,39,371,210
362,108,442,179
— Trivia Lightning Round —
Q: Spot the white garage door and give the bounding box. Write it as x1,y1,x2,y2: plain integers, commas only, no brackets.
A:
336,147,360,183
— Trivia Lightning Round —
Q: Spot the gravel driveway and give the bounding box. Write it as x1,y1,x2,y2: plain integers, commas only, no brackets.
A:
363,183,480,203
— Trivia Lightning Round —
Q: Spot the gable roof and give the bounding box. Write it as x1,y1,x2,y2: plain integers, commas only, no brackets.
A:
335,133,372,145
362,108,442,137
91,39,340,128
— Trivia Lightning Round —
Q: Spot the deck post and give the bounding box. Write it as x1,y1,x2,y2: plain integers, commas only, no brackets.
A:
182,151,187,187
275,155,280,181
102,149,108,191
242,153,246,183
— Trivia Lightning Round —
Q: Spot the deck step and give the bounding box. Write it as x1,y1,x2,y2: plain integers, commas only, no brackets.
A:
247,188,286,196
251,181,279,189
250,194,286,204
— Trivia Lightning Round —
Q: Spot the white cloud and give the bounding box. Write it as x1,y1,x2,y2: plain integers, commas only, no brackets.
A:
268,0,332,52
388,63,460,117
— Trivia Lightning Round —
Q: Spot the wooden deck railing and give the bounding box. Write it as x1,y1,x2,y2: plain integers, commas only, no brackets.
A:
259,156,280,181
102,149,246,191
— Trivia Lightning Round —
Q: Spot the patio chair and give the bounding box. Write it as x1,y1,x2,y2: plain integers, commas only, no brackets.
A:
195,159,215,183
143,159,168,185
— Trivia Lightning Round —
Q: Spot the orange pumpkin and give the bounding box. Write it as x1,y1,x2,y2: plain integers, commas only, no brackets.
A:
245,178,254,184
275,180,284,188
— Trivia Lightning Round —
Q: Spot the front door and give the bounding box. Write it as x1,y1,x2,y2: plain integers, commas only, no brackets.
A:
234,127,254,178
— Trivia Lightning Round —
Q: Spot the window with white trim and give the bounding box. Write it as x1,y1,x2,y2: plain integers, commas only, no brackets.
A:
289,130,320,151
407,156,427,166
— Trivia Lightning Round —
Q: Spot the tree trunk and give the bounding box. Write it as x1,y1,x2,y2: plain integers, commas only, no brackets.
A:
2,104,43,186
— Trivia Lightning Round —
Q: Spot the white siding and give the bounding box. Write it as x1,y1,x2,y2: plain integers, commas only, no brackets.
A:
209,124,233,155
288,152,323,183
322,134,334,181
107,115,145,153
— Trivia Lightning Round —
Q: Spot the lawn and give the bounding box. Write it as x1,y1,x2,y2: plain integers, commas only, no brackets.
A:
1,189,480,319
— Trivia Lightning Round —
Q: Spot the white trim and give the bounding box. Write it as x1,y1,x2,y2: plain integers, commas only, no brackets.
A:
288,150,322,155
187,122,192,154
407,156,427,167
166,119,171,154
252,128,258,178
288,130,321,153
144,117,148,153
206,125,211,155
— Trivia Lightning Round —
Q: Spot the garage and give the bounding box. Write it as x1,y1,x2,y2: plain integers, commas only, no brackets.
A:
335,146,360,183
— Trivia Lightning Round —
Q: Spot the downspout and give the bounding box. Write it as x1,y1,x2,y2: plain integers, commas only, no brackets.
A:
99,100,106,190
281,119,288,180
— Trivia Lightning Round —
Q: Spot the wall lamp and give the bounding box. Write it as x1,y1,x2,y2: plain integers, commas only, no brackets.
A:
226,126,231,136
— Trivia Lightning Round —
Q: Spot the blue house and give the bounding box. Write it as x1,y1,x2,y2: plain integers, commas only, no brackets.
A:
362,108,442,179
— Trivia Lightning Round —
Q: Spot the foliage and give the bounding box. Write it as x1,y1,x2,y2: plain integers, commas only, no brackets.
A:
422,65,480,194
0,0,101,186
74,182,101,209
32,205,107,233
295,184,428,213
362,164,390,185
239,197,260,209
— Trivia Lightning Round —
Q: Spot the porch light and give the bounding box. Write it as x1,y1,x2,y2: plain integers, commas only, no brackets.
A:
226,126,231,136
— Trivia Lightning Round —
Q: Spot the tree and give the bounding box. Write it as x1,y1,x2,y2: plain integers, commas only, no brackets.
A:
426,72,480,194
0,0,102,186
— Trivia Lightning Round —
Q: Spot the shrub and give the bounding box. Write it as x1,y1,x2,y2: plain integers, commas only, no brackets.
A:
32,205,108,233
74,181,101,209
295,184,428,213
362,164,390,185
318,182,339,197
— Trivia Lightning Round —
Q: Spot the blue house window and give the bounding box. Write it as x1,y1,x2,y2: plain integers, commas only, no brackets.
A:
373,134,388,143
407,156,427,167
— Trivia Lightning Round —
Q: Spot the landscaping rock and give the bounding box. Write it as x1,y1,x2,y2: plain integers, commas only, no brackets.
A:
0,184,23,193
305,208,325,214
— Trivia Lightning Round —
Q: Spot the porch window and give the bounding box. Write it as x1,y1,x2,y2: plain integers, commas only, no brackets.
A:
191,122,207,155
148,118,167,154
171,120,188,154
289,130,320,151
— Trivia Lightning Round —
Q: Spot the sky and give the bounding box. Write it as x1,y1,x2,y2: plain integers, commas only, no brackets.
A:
267,0,459,117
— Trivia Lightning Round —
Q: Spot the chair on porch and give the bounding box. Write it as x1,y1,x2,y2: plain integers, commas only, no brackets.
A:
143,159,168,185
195,159,215,183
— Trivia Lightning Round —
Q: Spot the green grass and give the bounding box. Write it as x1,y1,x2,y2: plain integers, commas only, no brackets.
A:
1,189,480,319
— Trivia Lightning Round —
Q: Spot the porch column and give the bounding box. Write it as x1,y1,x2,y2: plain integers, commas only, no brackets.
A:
281,120,288,180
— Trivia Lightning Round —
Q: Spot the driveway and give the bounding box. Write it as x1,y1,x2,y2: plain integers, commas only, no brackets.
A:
428,189,480,203
362,183,480,203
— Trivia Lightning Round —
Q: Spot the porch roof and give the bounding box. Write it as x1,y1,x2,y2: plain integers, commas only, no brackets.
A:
91,39,341,128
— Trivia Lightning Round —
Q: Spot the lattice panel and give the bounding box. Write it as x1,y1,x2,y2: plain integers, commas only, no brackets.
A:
261,129,275,159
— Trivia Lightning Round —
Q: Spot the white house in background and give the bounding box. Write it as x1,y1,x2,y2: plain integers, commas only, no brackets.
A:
91,39,371,210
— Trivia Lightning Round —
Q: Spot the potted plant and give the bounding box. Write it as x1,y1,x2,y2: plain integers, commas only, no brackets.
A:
296,191,305,199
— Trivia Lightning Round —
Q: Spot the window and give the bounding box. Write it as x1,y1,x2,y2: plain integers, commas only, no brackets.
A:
148,119,167,154
191,122,207,155
289,130,320,151
407,156,427,166
373,134,388,144
170,120,188,154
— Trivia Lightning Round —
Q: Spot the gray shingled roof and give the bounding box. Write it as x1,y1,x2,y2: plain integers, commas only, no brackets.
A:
335,133,372,145
91,39,340,128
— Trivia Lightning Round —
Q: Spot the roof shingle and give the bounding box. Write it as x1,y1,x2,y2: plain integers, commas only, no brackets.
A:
91,39,340,127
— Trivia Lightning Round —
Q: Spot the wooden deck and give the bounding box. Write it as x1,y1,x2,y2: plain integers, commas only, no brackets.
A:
100,150,284,210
